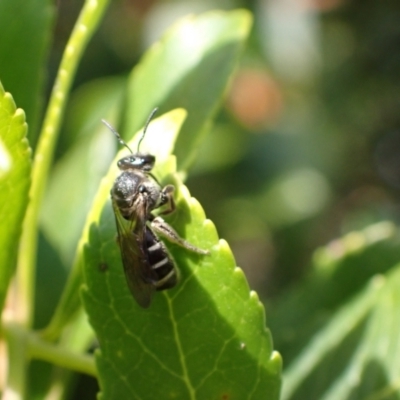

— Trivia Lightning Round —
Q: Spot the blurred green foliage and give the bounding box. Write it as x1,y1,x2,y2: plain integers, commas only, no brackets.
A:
1,0,400,398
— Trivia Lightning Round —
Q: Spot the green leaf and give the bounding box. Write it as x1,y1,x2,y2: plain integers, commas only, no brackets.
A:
81,109,281,399
269,221,400,364
40,77,126,266
59,76,127,152
282,266,400,400
124,9,252,171
0,81,31,312
0,137,11,177
0,0,53,144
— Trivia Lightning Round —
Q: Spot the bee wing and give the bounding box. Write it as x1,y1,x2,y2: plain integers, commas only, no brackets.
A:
112,200,156,308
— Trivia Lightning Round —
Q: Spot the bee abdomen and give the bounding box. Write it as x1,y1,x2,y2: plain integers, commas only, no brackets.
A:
144,228,178,291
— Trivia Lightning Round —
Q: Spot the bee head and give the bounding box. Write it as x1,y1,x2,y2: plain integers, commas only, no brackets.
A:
102,107,159,173
117,154,155,172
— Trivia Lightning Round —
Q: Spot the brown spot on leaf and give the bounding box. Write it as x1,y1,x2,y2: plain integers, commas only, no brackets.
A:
98,262,108,272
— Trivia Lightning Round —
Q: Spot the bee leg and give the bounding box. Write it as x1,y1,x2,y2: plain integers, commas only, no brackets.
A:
158,185,176,215
150,217,209,255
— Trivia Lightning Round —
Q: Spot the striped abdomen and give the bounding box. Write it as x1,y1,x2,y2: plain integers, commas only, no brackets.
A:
144,228,178,290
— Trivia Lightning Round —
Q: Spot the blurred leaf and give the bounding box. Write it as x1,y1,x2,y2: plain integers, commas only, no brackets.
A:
0,81,31,312
282,268,400,400
124,9,252,171
27,360,54,400
269,221,400,365
59,76,127,153
34,230,69,329
258,168,332,227
40,77,125,266
0,0,53,144
81,109,281,399
190,122,247,175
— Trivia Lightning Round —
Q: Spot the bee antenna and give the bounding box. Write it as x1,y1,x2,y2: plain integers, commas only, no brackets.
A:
101,119,133,154
137,107,159,153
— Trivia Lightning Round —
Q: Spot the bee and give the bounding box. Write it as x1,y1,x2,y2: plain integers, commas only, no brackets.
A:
102,109,208,308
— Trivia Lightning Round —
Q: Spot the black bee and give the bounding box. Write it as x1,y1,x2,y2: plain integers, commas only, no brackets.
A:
102,109,208,308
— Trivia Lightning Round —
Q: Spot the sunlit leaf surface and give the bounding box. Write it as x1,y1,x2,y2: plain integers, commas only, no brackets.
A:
81,109,281,399
125,9,252,171
0,81,31,312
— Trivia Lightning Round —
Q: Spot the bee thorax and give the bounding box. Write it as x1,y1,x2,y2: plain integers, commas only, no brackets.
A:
112,171,142,201
111,170,161,218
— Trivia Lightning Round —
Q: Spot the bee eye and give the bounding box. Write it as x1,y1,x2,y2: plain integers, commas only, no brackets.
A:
139,185,146,193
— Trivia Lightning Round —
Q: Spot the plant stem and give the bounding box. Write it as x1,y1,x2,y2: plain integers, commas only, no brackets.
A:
16,0,110,328
3,323,97,378
3,323,28,400
27,332,97,377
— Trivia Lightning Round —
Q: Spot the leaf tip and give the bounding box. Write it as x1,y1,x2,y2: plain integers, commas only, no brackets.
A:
14,107,26,122
187,195,206,219
270,350,283,371
202,218,219,242
249,289,261,303
216,238,236,263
